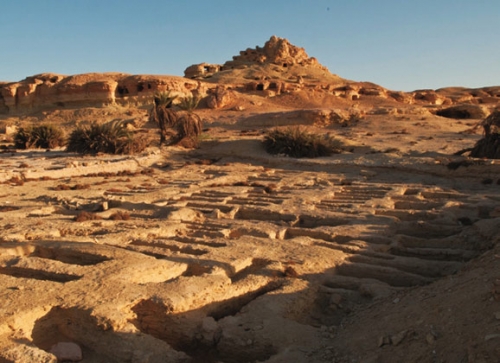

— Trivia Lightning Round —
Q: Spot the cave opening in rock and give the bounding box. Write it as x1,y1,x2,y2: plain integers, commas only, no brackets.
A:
117,86,129,96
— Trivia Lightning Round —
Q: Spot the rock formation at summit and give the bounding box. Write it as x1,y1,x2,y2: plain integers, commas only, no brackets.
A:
184,35,329,80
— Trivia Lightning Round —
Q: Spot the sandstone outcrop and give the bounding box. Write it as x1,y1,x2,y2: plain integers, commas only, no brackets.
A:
412,90,450,105
184,35,329,80
0,73,207,114
436,104,490,119
206,86,236,109
239,108,352,127
184,63,224,79
227,35,325,69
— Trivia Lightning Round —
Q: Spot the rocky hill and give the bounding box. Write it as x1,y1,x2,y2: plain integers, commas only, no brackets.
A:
1,36,500,120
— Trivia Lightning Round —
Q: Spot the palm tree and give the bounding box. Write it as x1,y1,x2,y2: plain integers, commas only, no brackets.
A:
150,91,178,145
176,93,203,143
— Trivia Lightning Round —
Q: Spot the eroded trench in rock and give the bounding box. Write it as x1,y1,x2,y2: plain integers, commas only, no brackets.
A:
31,307,122,363
1,166,498,362
131,280,282,363
0,243,112,284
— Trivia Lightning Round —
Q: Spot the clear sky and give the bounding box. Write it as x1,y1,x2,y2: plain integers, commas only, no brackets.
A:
1,0,499,91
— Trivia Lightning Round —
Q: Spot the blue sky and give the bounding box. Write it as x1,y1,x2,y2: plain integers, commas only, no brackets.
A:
1,0,499,91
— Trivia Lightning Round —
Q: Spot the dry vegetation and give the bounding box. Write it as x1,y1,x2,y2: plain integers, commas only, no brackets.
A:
66,120,148,154
150,92,203,146
14,124,65,149
263,126,343,158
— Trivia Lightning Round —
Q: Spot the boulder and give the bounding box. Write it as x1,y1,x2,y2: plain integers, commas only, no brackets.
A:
207,86,236,109
49,342,83,362
436,104,490,119
184,63,224,79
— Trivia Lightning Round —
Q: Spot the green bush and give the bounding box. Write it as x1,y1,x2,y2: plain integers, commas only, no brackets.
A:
153,91,177,108
176,112,202,141
14,124,65,149
178,94,202,112
66,120,147,154
263,127,342,158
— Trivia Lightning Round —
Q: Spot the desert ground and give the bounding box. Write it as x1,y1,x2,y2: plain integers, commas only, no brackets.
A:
0,37,499,363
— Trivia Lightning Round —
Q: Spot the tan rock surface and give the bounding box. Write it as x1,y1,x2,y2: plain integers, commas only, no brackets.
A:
0,73,205,114
0,37,500,363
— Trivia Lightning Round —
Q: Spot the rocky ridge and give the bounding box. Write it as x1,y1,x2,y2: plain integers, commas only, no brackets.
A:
0,73,206,115
1,36,500,119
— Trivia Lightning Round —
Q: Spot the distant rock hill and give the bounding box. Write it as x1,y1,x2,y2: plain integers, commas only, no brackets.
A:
1,35,499,117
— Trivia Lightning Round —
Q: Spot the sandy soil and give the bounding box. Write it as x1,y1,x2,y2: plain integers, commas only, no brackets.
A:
0,86,499,363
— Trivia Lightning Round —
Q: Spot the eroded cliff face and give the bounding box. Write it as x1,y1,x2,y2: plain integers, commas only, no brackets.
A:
0,73,206,114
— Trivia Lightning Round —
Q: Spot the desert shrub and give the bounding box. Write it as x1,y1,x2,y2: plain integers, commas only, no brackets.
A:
153,91,177,108
14,124,65,149
149,91,179,145
178,94,202,112
66,120,147,155
74,211,102,222
53,184,90,191
108,211,131,220
263,127,342,158
149,92,203,146
174,94,203,145
175,112,202,141
469,134,500,159
150,91,178,127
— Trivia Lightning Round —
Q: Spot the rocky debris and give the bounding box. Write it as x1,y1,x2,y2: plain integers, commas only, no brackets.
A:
378,330,408,347
49,342,83,362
